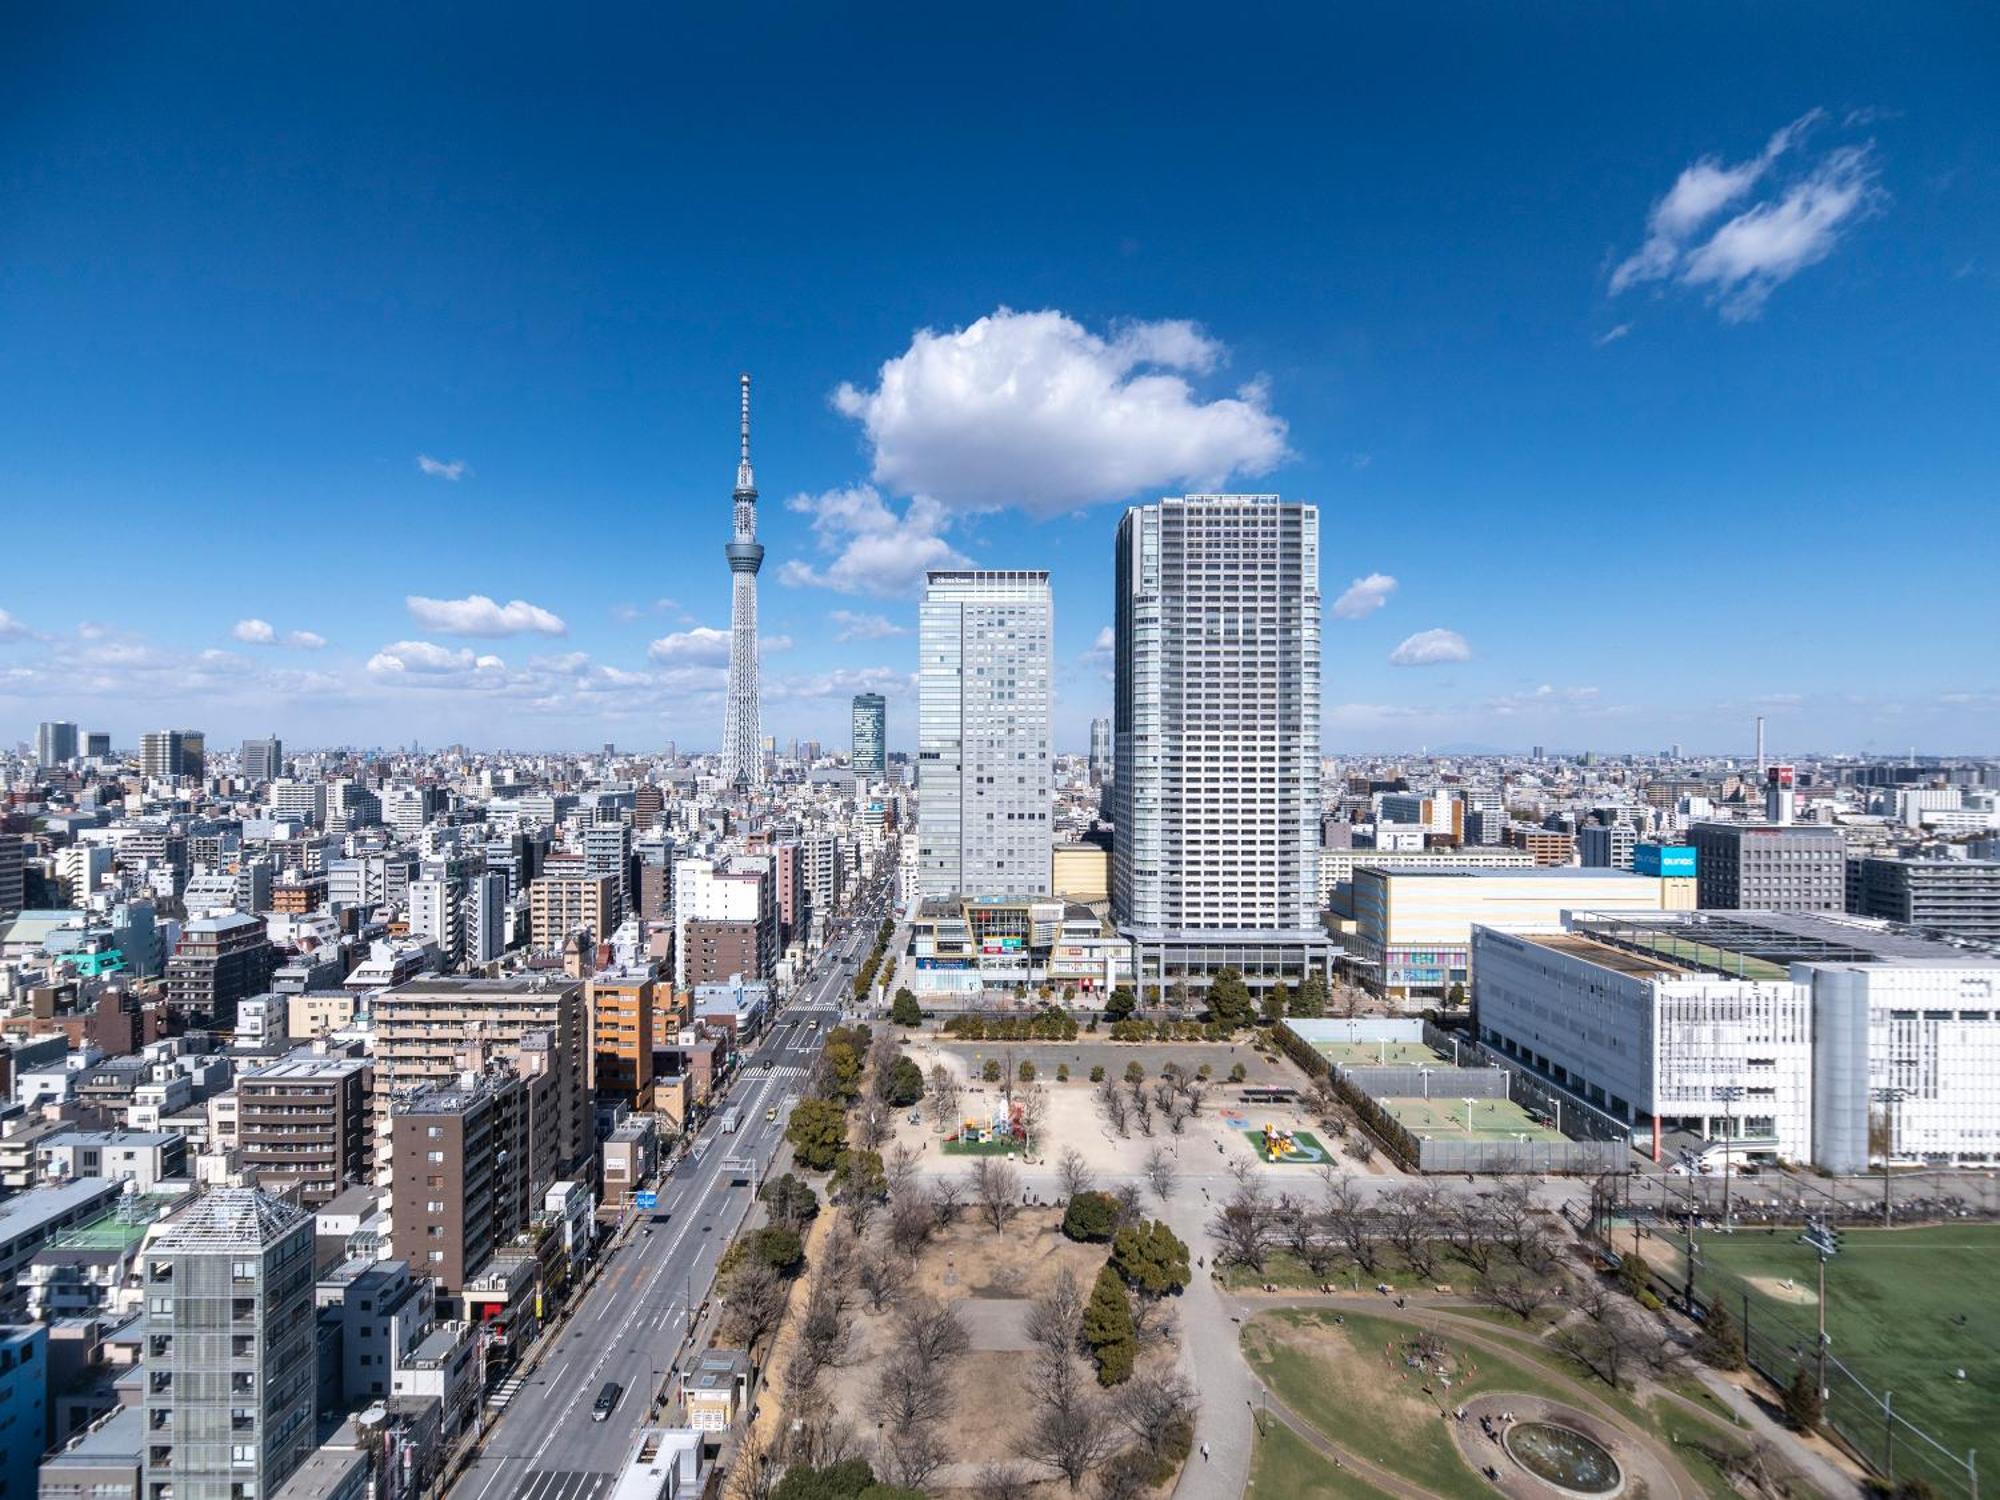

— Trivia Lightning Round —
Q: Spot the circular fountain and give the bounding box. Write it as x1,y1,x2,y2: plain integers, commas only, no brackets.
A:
1502,1420,1625,1497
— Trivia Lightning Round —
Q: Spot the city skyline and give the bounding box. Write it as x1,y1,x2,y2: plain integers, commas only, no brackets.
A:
4,8,1997,754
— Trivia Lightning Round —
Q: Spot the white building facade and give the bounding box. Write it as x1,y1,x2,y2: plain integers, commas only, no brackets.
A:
1112,494,1329,986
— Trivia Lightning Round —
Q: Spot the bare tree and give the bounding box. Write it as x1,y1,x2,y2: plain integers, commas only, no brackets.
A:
929,1063,961,1128
858,1251,907,1313
885,1143,920,1197
857,1096,893,1151
727,1426,775,1500
1113,1370,1197,1458
1126,1076,1155,1136
1447,1195,1500,1278
888,1190,934,1258
1097,1078,1130,1137
1142,1145,1178,1204
928,1175,966,1230
780,1380,862,1471
876,1353,956,1432
894,1294,971,1372
1384,1185,1444,1279
1057,1147,1094,1201
1320,1168,1379,1276
970,1156,1022,1233
1277,1191,1336,1277
1554,1315,1636,1390
1027,1267,1085,1370
1018,1083,1050,1159
722,1257,790,1349
974,1462,1034,1500
1210,1175,1270,1270
1475,1270,1553,1324
879,1424,951,1490
1018,1379,1115,1491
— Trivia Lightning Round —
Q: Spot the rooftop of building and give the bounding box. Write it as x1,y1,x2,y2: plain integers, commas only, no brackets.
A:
39,1403,142,1470
0,1178,120,1238
1362,866,1659,881
154,1186,309,1249
38,1129,179,1149
1565,908,2000,980
1518,933,1692,980
384,974,578,997
243,1055,371,1082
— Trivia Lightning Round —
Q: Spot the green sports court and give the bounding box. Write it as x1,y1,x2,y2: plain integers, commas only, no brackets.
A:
1313,1040,1444,1067
1379,1094,1564,1142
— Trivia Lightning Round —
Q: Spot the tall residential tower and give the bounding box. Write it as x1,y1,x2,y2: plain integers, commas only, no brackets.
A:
917,570,1053,898
721,374,764,787
1113,494,1331,987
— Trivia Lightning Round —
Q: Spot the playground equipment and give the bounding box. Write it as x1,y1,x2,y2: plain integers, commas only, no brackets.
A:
1261,1122,1301,1160
955,1098,1027,1145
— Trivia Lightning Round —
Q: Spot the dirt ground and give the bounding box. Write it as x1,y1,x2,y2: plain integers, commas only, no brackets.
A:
815,1208,1182,1489
887,1033,1405,1182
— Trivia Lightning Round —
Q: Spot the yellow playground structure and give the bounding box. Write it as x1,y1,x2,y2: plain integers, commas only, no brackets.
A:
1261,1122,1302,1160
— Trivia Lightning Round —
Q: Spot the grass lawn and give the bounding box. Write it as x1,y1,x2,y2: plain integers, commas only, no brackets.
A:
939,1136,1029,1156
1243,1308,1582,1500
1696,1222,1998,1468
1216,1246,1484,1294
1247,1416,1401,1499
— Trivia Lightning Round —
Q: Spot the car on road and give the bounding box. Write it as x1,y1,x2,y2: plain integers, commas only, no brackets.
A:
592,1382,622,1421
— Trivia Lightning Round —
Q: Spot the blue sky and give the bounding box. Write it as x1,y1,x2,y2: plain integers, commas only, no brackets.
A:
3,5,1996,756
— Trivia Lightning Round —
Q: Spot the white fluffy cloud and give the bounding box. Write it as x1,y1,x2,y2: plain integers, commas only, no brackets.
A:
0,609,33,642
830,610,908,642
779,487,971,597
1330,573,1397,620
286,630,327,649
406,594,567,637
416,455,468,481
231,618,276,644
367,640,501,676
1611,112,1881,320
1389,628,1471,666
647,627,732,666
831,308,1288,517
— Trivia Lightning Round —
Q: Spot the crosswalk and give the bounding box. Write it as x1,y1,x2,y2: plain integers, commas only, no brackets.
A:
509,1471,612,1500
763,1064,809,1080
486,1375,527,1411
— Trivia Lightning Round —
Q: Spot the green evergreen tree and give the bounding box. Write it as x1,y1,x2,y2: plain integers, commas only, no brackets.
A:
1082,1263,1138,1385
890,988,922,1027
1782,1367,1824,1432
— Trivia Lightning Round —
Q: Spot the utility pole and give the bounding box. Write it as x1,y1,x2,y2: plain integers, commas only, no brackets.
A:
1872,1085,1908,1228
1714,1084,1743,1231
1800,1219,1839,1407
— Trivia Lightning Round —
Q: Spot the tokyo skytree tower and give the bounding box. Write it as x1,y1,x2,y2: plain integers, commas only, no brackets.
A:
721,373,764,787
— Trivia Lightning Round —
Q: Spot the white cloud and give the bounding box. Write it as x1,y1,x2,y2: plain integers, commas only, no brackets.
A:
285,630,327,649
0,609,31,642
830,610,908,642
1091,626,1114,652
647,627,732,666
831,308,1288,517
405,594,567,637
367,640,485,675
1594,324,1632,347
779,486,971,597
1680,146,1880,320
1330,573,1397,620
645,627,790,666
1389,628,1471,666
1609,112,1881,320
416,455,468,481
231,618,276,644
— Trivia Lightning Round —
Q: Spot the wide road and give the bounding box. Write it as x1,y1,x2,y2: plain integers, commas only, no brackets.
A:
451,892,889,1500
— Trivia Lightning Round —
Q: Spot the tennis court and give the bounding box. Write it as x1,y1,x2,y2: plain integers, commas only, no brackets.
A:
1380,1094,1564,1142
1314,1040,1443,1068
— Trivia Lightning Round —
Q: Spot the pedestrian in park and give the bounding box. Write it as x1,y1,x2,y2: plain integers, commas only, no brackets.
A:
1201,1442,1211,1462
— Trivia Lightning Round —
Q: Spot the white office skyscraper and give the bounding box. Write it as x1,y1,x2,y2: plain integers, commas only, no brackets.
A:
1113,494,1330,985
918,570,1053,899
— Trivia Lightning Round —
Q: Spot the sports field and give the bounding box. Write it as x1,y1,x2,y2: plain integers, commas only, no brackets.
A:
1380,1094,1563,1142
1315,1040,1443,1067
1697,1223,1997,1477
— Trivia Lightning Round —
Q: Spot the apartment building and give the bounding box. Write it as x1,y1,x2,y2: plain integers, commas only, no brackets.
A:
527,872,617,955
237,1057,373,1207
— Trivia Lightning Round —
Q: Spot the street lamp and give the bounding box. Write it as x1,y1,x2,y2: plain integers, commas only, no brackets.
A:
1713,1084,1744,1231
1872,1085,1909,1227
1419,1066,1432,1100
1463,1097,1478,1135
